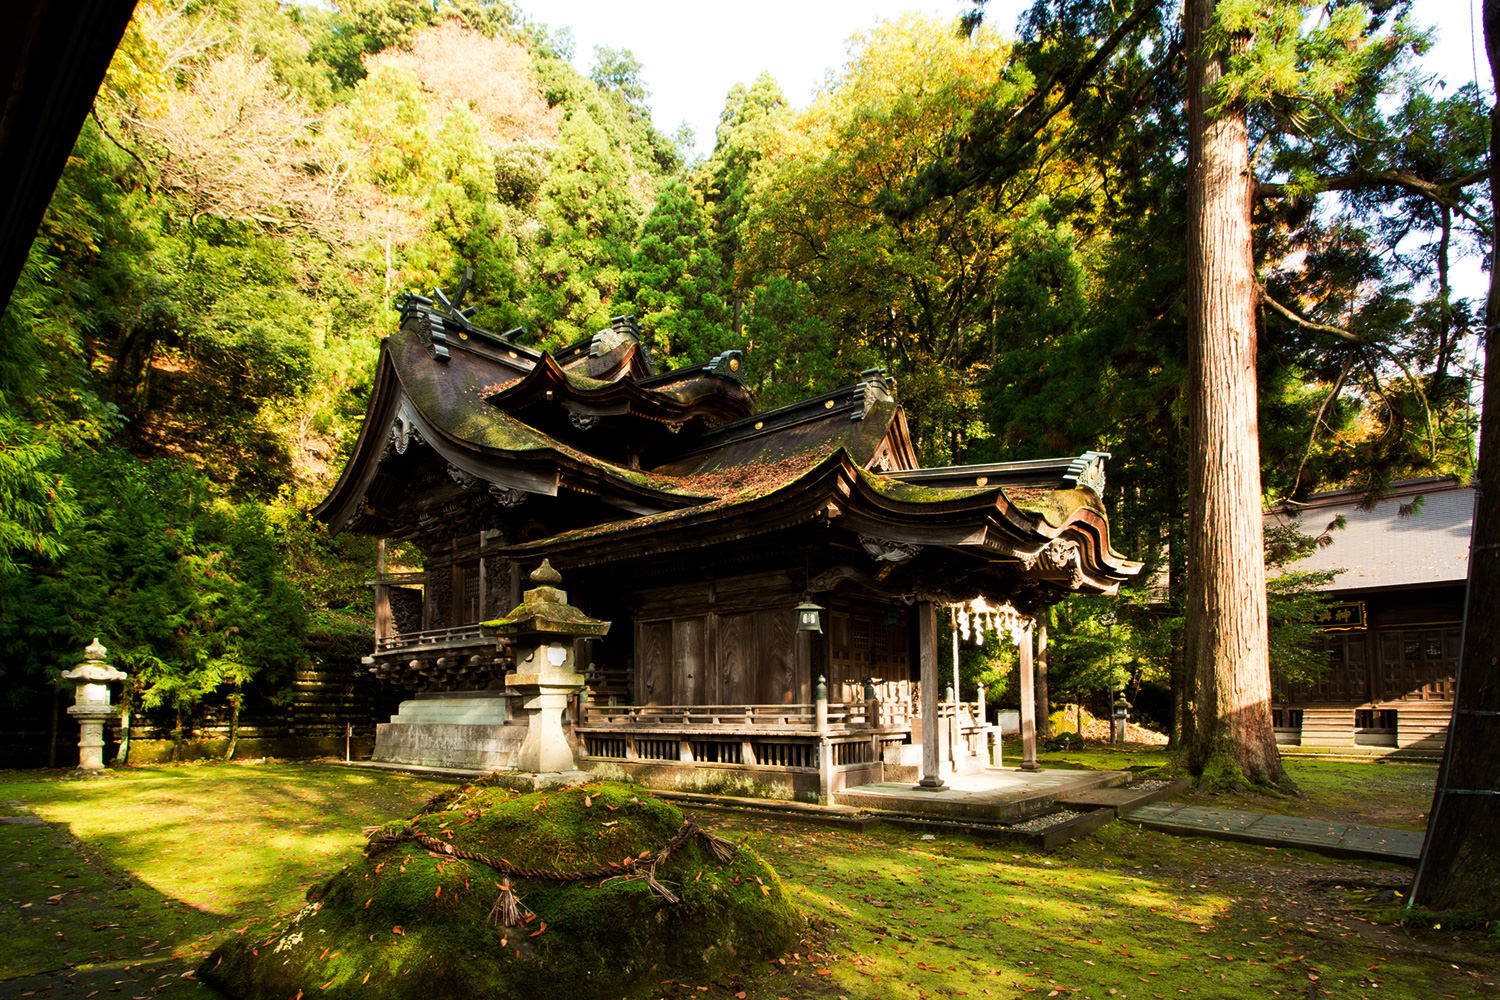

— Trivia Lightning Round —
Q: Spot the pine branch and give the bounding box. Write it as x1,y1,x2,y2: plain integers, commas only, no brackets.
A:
1256,168,1489,227
1257,286,1361,343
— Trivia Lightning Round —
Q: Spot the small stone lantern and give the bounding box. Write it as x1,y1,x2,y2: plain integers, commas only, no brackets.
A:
1110,697,1130,745
485,560,609,773
61,639,127,770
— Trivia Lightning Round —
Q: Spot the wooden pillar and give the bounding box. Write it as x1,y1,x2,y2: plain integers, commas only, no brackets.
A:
915,600,947,789
477,531,487,622
950,609,961,770
373,538,392,651
1036,616,1051,739
1019,617,1040,771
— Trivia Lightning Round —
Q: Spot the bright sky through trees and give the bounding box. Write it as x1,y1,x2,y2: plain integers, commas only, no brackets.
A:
517,0,1487,162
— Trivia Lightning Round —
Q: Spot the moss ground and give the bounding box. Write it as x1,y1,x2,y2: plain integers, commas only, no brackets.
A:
1022,741,1438,830
1,760,1493,1000
200,781,802,999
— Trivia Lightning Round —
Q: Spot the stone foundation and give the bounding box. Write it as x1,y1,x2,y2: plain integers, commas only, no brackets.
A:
373,691,528,771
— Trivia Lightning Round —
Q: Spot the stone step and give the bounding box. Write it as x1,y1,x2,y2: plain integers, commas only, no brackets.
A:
388,697,511,726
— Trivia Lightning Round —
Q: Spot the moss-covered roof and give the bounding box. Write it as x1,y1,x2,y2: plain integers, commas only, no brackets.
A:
316,301,1139,589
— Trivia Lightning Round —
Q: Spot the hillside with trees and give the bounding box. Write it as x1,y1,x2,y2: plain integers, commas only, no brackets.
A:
0,0,1487,768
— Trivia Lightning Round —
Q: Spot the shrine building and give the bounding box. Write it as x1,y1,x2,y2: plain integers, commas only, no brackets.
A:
315,291,1141,798
1267,477,1471,755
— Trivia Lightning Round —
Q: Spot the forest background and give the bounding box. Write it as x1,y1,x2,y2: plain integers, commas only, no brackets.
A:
0,0,1488,749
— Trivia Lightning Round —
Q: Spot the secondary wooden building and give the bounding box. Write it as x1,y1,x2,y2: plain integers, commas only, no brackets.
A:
1267,477,1471,753
315,290,1140,794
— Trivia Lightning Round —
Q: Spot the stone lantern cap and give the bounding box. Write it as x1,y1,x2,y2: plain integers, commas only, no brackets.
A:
483,560,610,640
61,638,128,685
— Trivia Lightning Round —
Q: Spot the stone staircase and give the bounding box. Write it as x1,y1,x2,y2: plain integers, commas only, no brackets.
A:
373,691,530,771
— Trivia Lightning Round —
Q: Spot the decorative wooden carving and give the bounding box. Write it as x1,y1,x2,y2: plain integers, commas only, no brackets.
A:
859,534,922,563
489,485,526,507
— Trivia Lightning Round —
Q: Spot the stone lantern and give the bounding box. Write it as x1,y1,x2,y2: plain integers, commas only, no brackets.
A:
484,560,609,773
61,639,127,770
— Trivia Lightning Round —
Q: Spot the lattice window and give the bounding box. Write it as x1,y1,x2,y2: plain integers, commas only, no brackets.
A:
1355,708,1397,731
831,741,872,765
636,738,678,761
690,740,741,765
751,741,814,768
584,736,626,759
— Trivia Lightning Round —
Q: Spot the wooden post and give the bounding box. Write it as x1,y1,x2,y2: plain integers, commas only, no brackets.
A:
946,682,959,770
1036,615,1052,739
477,531,487,622
373,538,392,651
818,735,834,804
951,608,961,766
977,683,989,766
915,600,947,789
815,674,829,733
1019,617,1040,771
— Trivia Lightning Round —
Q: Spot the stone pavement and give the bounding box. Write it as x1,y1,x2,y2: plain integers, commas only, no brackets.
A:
833,767,1129,824
1124,800,1424,864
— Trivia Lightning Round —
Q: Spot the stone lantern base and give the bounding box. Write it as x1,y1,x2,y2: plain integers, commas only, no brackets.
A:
67,704,117,770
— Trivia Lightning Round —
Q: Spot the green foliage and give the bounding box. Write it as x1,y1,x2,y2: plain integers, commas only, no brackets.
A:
622,179,732,368
1264,518,1341,695
741,276,866,407
0,448,307,722
589,45,649,110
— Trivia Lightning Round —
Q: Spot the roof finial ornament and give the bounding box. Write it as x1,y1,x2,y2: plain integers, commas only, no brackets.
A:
530,559,563,586
432,265,478,325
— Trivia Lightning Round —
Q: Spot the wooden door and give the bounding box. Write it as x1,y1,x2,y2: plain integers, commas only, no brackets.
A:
636,621,673,705
1305,633,1368,703
1377,627,1459,701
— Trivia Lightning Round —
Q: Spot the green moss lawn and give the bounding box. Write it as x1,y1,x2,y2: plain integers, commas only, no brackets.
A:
1,758,1495,1000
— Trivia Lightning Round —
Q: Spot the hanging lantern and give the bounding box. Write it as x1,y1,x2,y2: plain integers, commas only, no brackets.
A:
795,599,825,633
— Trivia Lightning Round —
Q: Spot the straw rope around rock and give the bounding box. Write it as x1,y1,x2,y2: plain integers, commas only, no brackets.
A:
362,816,741,928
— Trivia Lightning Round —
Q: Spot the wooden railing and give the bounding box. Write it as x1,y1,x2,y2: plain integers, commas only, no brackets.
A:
582,697,969,733
582,702,922,732
577,730,881,772
374,624,490,653
370,571,427,586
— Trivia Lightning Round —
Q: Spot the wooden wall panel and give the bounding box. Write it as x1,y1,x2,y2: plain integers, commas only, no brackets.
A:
718,612,756,704
672,617,709,704
636,621,673,705
756,609,799,704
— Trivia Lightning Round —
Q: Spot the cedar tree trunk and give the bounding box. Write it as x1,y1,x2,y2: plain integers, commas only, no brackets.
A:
1409,0,1500,914
1183,0,1286,786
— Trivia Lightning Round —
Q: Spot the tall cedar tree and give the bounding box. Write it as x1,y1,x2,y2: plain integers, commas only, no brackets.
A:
1182,0,1285,785
1410,0,1500,917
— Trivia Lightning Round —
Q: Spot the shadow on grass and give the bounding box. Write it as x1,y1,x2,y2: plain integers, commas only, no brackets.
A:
700,815,1499,1000
1,809,220,998
0,762,448,999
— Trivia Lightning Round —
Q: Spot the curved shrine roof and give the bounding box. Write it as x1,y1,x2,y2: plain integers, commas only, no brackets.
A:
314,295,1141,594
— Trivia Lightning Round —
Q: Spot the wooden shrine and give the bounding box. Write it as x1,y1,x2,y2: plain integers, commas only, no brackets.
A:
315,289,1141,795
1266,477,1471,755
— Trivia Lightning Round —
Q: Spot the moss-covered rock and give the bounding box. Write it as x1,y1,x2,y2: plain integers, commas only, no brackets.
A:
199,781,802,999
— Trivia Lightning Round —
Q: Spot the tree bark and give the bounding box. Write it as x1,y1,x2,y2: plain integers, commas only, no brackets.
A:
1409,0,1500,916
226,690,242,761
1183,0,1286,786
